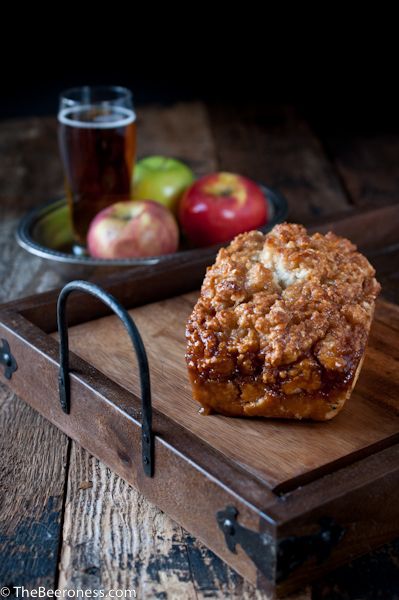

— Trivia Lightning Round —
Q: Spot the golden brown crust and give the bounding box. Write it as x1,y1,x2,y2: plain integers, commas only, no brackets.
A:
185,223,381,420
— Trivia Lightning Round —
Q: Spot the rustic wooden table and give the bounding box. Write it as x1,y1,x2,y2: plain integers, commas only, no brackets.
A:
1,103,399,599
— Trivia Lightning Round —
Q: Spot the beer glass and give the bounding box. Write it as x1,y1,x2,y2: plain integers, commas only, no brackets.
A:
58,86,136,253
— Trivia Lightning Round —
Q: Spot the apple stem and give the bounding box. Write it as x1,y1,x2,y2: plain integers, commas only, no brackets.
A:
220,188,234,197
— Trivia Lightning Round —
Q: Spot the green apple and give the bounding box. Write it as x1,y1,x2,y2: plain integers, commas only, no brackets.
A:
132,156,195,214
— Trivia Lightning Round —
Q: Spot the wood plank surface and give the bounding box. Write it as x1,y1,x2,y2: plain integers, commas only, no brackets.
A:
316,127,399,211
137,102,218,177
0,247,68,593
58,443,286,599
208,104,353,224
2,106,399,598
62,292,399,493
0,382,69,591
0,118,70,595
5,255,399,594
0,117,63,212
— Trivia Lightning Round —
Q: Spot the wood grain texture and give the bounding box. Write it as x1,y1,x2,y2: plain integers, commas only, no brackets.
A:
367,245,399,306
311,203,399,253
137,102,218,177
0,382,69,590
319,130,399,210
63,292,399,492
4,299,399,595
207,104,352,224
4,260,399,593
0,116,73,300
2,107,399,598
58,444,288,599
311,538,399,600
0,117,63,214
0,118,69,594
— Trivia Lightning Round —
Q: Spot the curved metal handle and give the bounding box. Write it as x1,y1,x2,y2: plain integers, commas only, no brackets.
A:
57,280,153,477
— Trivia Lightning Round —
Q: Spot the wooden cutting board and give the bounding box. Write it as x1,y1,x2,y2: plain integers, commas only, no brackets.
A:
62,292,399,494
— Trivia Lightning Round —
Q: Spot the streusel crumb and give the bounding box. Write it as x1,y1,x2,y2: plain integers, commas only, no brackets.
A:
186,223,380,420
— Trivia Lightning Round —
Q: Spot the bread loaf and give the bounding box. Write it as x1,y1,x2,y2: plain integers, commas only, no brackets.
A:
186,224,380,420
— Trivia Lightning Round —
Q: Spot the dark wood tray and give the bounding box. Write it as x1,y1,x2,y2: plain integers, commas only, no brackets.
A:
1,239,399,597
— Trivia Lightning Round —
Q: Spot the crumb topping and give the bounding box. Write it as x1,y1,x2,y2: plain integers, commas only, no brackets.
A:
186,224,380,400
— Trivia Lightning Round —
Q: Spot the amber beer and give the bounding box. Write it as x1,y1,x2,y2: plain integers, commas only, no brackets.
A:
58,87,136,251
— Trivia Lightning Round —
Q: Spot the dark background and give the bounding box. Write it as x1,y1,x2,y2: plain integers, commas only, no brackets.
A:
1,21,397,135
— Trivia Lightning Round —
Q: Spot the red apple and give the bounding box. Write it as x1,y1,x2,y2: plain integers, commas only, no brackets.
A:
179,172,268,247
87,200,179,259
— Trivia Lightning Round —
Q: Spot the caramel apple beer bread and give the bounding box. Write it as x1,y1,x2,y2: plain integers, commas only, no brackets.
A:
186,224,380,420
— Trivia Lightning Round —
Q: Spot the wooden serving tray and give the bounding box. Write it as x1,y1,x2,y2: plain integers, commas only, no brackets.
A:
1,257,399,597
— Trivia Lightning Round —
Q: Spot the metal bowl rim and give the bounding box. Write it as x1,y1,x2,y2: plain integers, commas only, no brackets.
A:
16,185,288,267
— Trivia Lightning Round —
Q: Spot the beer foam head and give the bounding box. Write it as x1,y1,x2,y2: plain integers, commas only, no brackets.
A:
58,105,136,129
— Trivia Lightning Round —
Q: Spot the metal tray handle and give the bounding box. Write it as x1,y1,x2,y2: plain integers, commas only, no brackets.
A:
57,280,153,477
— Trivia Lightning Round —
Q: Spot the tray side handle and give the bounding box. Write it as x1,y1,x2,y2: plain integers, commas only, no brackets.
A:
57,280,153,477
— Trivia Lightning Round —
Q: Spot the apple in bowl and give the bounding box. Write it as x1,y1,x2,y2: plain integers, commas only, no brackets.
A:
179,172,268,247
132,156,194,214
87,200,179,259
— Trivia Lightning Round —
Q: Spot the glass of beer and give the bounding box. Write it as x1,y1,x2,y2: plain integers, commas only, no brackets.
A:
58,86,137,253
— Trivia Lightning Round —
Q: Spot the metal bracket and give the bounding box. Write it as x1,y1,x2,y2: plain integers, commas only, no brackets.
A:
276,516,345,582
216,506,275,580
0,338,17,380
57,280,154,477
217,506,345,583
